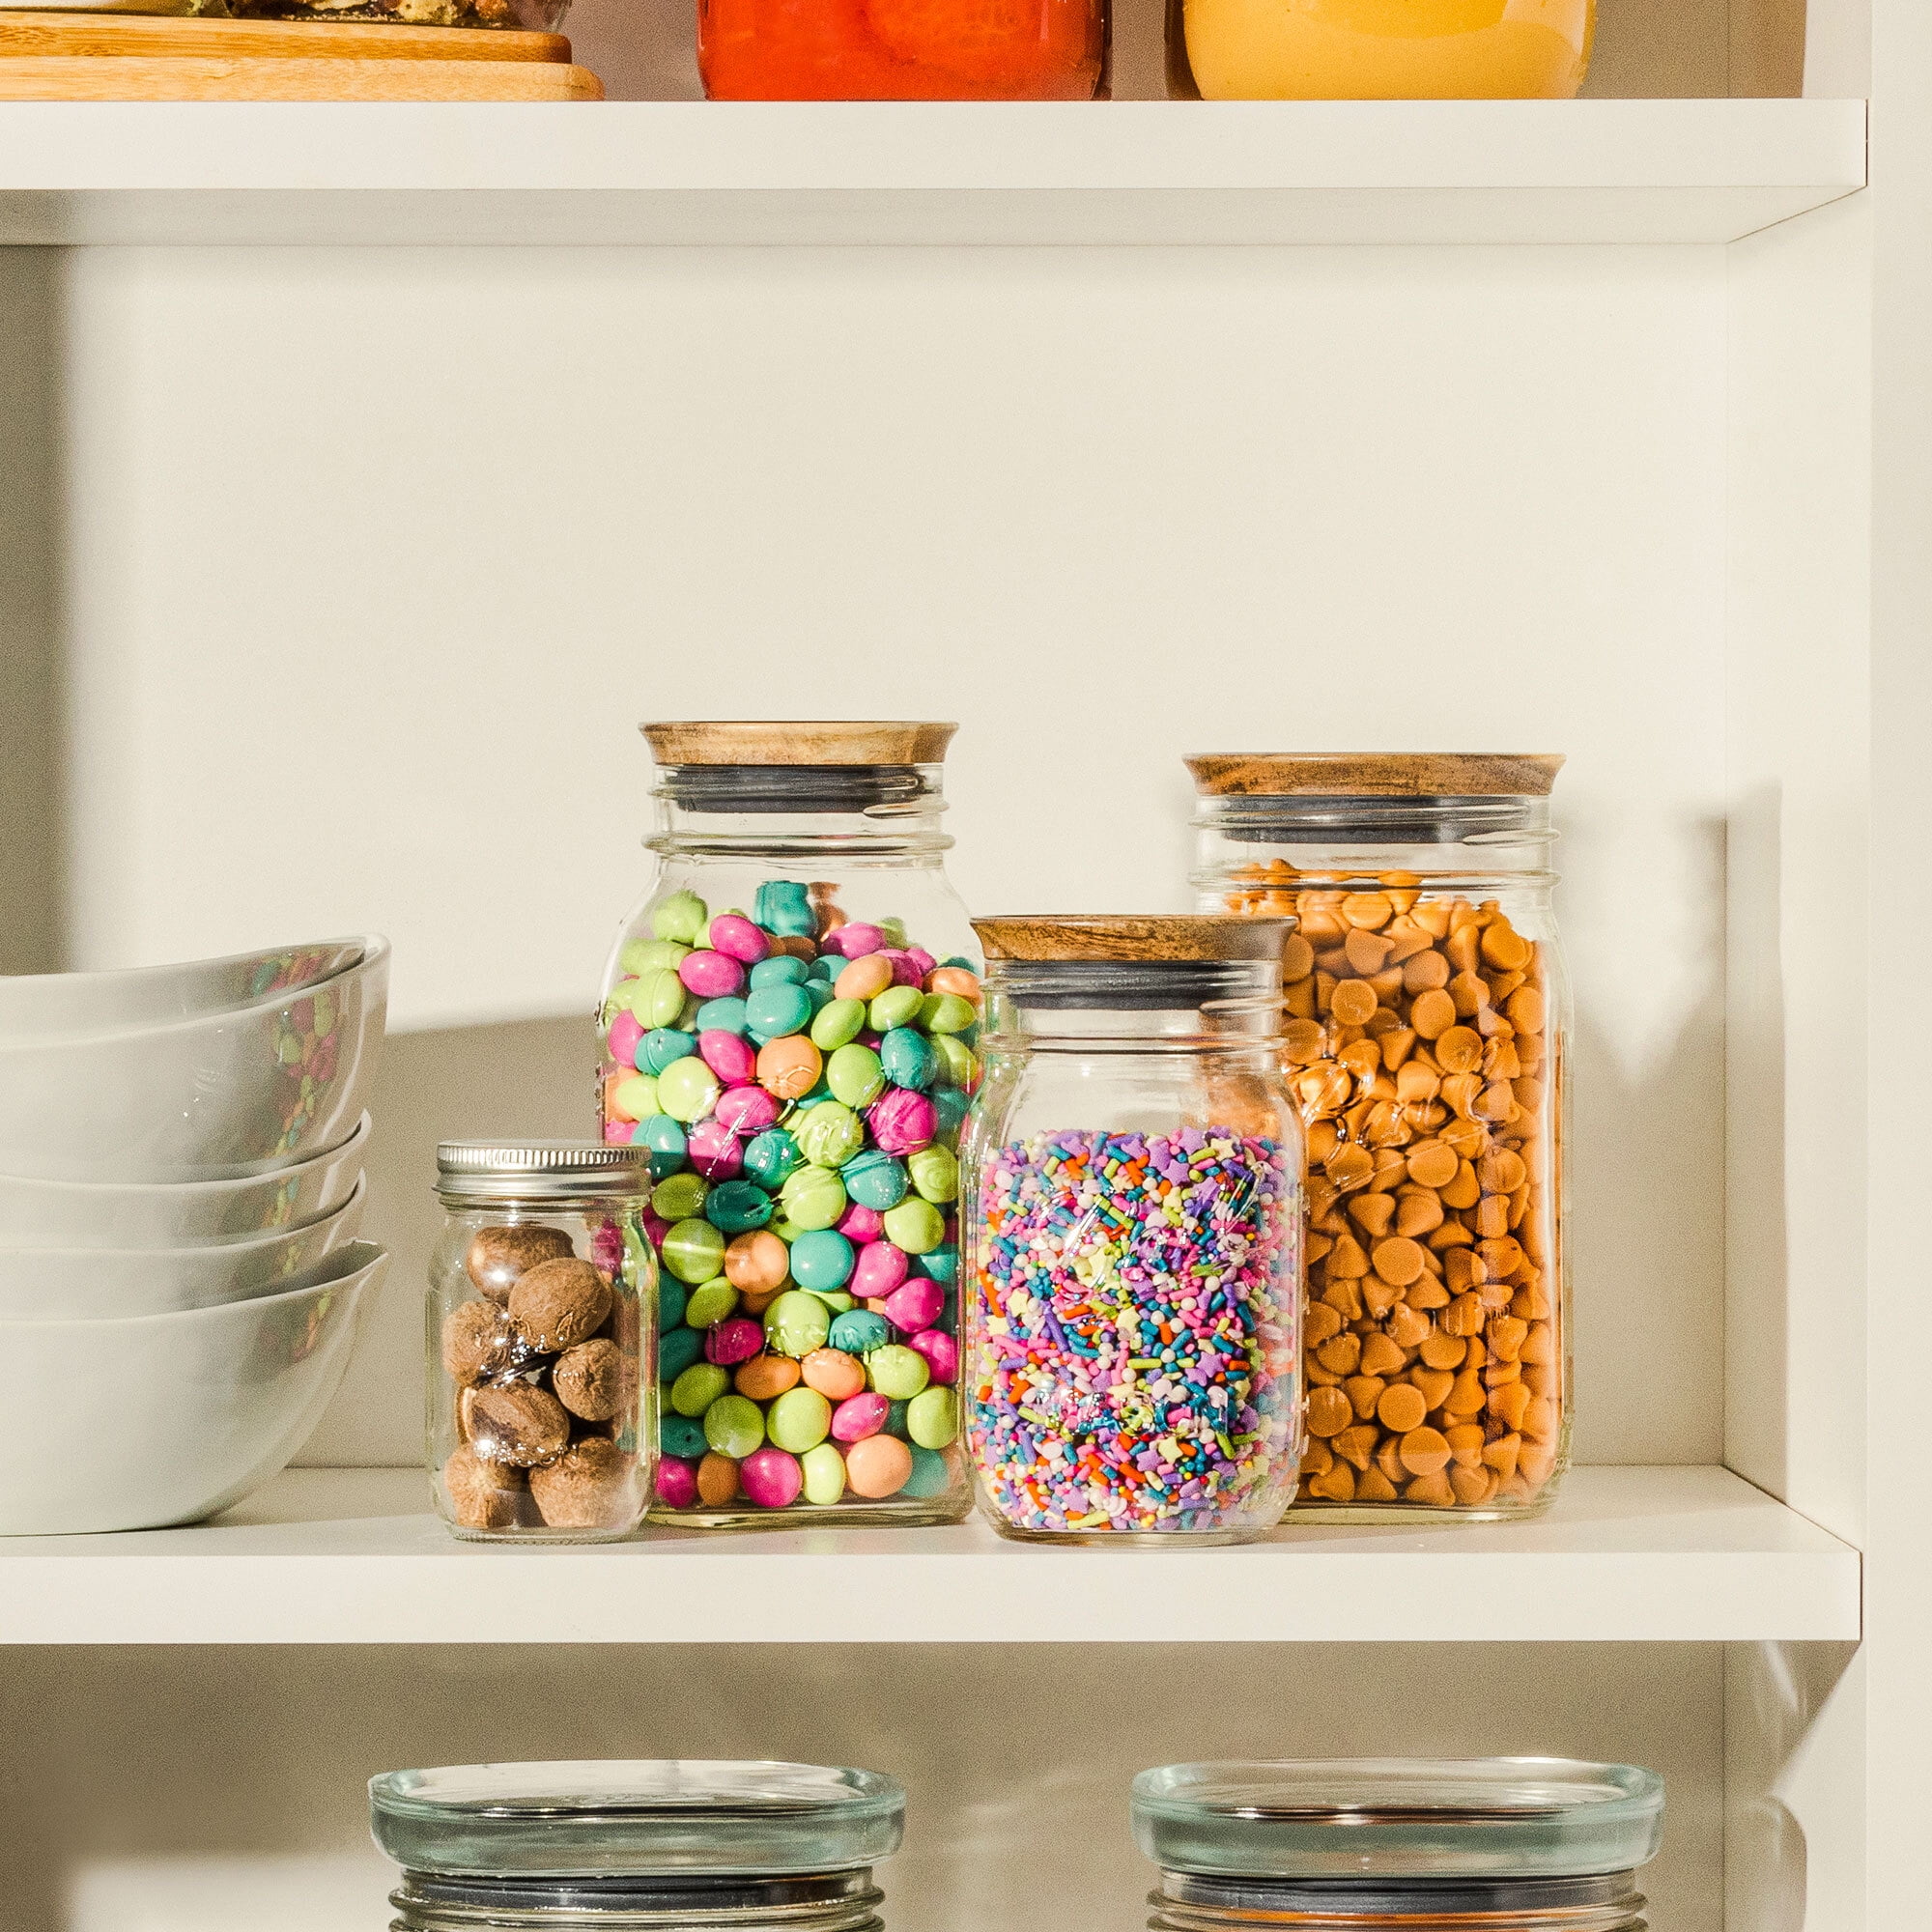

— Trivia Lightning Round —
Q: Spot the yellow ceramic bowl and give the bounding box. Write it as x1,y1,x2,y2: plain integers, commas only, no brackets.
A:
1181,0,1593,99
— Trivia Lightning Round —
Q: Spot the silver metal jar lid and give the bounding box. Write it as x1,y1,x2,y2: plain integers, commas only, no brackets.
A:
436,1142,651,1206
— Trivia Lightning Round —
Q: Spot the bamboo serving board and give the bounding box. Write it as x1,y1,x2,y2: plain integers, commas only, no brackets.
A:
0,11,572,58
0,50,600,91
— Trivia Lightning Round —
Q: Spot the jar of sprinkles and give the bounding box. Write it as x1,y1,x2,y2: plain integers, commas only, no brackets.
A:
960,916,1303,1544
372,1760,904,1932
1132,1759,1664,1932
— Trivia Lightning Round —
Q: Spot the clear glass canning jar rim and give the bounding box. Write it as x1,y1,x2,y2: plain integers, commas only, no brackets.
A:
1148,1868,1644,1931
435,1142,653,1209
980,959,1287,1055
389,1869,886,1930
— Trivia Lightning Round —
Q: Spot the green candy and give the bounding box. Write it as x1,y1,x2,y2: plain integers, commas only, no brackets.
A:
868,984,925,1032
780,1164,846,1233
670,1362,728,1416
684,1279,740,1328
906,1385,958,1449
652,890,709,944
867,1343,930,1400
902,1444,952,1498
808,1291,856,1315
877,918,908,948
907,1146,958,1205
794,1101,864,1169
652,1171,710,1222
801,1441,847,1506
620,937,691,977
883,1196,945,1254
810,998,867,1051
661,1217,725,1284
610,1073,659,1121
767,1386,833,1453
634,968,689,1029
704,1393,765,1460
826,1043,884,1108
764,1289,832,1358
921,993,979,1036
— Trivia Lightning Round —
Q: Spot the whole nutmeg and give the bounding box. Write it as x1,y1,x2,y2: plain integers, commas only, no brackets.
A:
466,1382,571,1467
466,1223,575,1304
508,1257,612,1352
443,1446,528,1530
529,1435,638,1531
441,1298,522,1387
553,1338,627,1423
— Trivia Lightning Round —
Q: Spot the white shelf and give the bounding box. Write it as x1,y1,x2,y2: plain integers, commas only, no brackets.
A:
0,99,1866,248
0,1465,1857,1644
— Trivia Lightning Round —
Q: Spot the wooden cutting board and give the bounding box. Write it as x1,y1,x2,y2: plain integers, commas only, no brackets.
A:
0,12,572,58
0,50,602,91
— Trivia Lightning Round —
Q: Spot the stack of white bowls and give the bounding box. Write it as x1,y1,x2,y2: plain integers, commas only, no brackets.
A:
0,937,393,1534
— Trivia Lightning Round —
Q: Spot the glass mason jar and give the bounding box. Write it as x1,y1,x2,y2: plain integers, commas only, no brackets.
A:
1132,1759,1663,1932
599,721,979,1530
1189,753,1570,1521
960,915,1304,1545
371,1761,903,1932
430,1142,656,1543
1169,0,1592,101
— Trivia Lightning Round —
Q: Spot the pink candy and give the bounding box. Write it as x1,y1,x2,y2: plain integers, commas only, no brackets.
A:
656,1459,698,1509
644,1213,671,1248
838,1203,885,1242
609,1008,644,1069
829,923,884,958
679,950,746,999
905,948,936,979
740,1445,804,1509
883,950,924,988
603,1118,633,1145
714,1086,781,1136
705,1317,766,1366
884,1276,944,1333
687,1118,744,1180
832,1392,890,1441
590,1222,625,1275
909,1328,957,1382
851,1239,910,1299
698,1029,757,1086
709,914,770,964
868,1088,935,1155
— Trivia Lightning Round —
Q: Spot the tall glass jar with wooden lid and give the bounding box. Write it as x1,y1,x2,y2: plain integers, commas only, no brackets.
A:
1188,754,1570,1520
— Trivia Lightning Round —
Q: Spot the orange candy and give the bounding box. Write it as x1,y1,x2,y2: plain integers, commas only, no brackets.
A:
843,1433,912,1498
834,954,895,1003
756,1036,822,1100
724,1229,790,1293
925,965,982,1005
696,1453,741,1506
735,1354,801,1401
800,1348,867,1401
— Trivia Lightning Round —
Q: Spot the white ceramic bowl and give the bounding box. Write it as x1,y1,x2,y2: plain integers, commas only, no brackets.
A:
0,1175,366,1320
0,938,388,1182
0,937,365,1043
0,1241,385,1536
0,1113,370,1248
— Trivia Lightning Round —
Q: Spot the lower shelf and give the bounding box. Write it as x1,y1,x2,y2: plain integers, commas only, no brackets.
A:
0,1465,1858,1643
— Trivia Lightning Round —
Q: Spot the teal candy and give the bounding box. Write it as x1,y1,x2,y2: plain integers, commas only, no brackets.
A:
695,996,750,1035
878,1028,938,1093
883,1196,945,1254
794,1079,833,1109
706,1179,775,1234
902,1444,952,1497
917,1242,959,1287
826,1043,884,1108
842,1149,908,1211
634,967,689,1029
795,1101,864,1169
907,1386,958,1448
803,980,836,1015
652,890,709,944
661,1413,708,1460
867,1344,930,1400
801,1441,846,1505
704,1393,765,1460
754,880,816,937
685,1279,740,1327
658,1275,689,1329
619,936,690,978
765,1289,832,1358
810,998,867,1051
658,1324,704,1382
661,1217,726,1285
788,1228,855,1292
868,984,924,1032
807,956,838,982
930,1085,972,1138
885,1399,909,1436
940,955,975,971
656,1056,723,1123
828,1309,891,1353
638,1027,698,1076
750,955,810,988
920,993,979,1036
742,1128,804,1191
767,1385,833,1453
745,982,813,1038
780,1164,846,1232
652,1171,709,1222
907,1146,959,1204
670,1361,728,1416
634,1115,688,1179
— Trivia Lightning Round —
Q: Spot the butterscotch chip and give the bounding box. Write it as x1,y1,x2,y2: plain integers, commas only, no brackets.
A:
1345,927,1393,975
1399,1426,1452,1476
1406,1141,1458,1189
1307,1386,1353,1437
1305,1462,1356,1503
508,1257,612,1352
528,1436,637,1531
466,1223,575,1304
1377,1383,1427,1434
1282,933,1316,982
553,1339,627,1422
1330,980,1378,1027
1284,1018,1327,1063
1410,988,1457,1038
1342,892,1393,930
1435,1026,1483,1073
1371,1236,1426,1287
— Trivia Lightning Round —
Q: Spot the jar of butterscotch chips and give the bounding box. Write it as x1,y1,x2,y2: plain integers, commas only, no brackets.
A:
1189,754,1570,1520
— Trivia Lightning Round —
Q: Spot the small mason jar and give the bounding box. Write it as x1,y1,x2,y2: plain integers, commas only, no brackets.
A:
429,1142,656,1542
1190,754,1570,1521
371,1761,904,1932
599,722,978,1529
960,916,1303,1545
1132,1759,1663,1932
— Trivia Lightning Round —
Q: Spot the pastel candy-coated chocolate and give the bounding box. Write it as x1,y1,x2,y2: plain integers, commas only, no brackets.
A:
698,1029,757,1086
709,913,771,964
866,1342,931,1400
918,1241,959,1286
745,982,813,1039
788,1227,855,1292
620,936,690,977
652,890,709,944
834,954,894,1003
882,1196,945,1255
656,1057,722,1124
767,1384,834,1452
611,1072,659,1122
724,1229,790,1293
920,993,979,1036
930,1078,974,1134
679,950,747,1000
883,1276,944,1334
604,1118,634,1145
926,965,980,1002
633,1115,687,1178
829,1309,892,1354
696,1453,740,1506
905,948,938,980
659,1325,704,1383
868,984,924,1033
639,1027,698,1076
906,1385,959,1449
902,1444,952,1498
810,1290,856,1315
754,879,816,936
661,1413,707,1460
662,1217,726,1285
831,1390,890,1442
608,1009,644,1072
684,1279,739,1327
670,1361,728,1416
826,1043,885,1109
687,1122,744,1183
795,1101,864,1169
740,1445,803,1509
780,1164,846,1232
656,1458,699,1508
907,1146,959,1204
810,999,867,1051
829,923,884,959
801,1441,847,1505
715,1086,781,1136
850,1238,910,1299
884,951,925,989
878,1028,937,1093
742,1128,804,1191
696,997,749,1035
705,1179,775,1234
704,1393,765,1460
765,1289,833,1358
837,1202,885,1241
756,1036,822,1099
705,1317,766,1366
844,1433,912,1499
658,1275,689,1329
653,1172,709,1223
801,1347,868,1401
843,1150,908,1212
750,955,810,989
868,1089,935,1155
908,1326,958,1383
634,968,690,1029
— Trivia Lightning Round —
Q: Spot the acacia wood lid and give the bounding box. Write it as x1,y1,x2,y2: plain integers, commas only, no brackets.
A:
643,722,957,767
1185,753,1564,798
974,915,1293,963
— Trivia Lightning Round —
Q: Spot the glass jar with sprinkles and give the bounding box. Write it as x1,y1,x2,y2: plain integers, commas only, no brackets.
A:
959,915,1303,1545
372,1760,904,1932
1132,1759,1664,1932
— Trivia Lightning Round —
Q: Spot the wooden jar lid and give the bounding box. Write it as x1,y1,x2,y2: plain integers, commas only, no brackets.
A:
643,722,958,766
1185,753,1565,798
973,915,1293,963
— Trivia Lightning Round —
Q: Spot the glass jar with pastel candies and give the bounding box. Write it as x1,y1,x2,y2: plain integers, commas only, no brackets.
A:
1130,1758,1663,1932
372,1759,905,1932
1188,753,1571,1521
428,1142,656,1543
959,915,1304,1545
599,721,980,1528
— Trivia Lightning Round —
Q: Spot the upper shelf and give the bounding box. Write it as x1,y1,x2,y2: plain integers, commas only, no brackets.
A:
0,98,1867,248
0,1465,1859,1643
